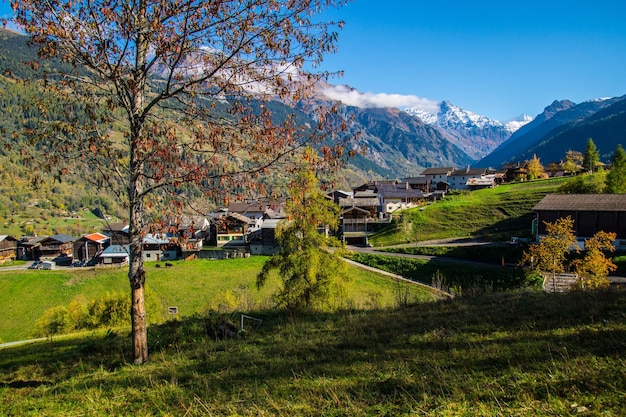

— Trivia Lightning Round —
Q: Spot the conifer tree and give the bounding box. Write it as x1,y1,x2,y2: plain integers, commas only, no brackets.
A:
257,148,348,314
606,144,626,193
583,138,600,173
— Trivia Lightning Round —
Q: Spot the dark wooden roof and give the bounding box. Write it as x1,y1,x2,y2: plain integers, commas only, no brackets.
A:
533,194,626,212
402,176,430,184
421,167,454,176
377,183,425,199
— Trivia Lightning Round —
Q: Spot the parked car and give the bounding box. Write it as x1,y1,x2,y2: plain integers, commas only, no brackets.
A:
508,236,532,248
28,260,43,269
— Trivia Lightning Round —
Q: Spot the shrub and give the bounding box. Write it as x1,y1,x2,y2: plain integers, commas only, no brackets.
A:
34,306,73,337
33,290,163,337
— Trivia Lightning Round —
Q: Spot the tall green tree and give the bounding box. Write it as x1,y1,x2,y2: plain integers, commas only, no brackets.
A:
606,144,626,193
257,149,348,314
521,216,578,292
583,138,600,173
10,0,350,364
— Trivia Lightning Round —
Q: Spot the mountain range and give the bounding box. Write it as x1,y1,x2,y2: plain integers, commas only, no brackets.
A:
1,27,626,186
325,88,626,179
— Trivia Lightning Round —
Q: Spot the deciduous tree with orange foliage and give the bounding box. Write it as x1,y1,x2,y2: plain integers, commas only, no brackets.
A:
571,231,617,290
521,216,577,292
9,0,351,364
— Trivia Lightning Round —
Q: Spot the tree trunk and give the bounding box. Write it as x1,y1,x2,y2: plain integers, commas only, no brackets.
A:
129,0,149,365
130,274,148,364
129,207,148,364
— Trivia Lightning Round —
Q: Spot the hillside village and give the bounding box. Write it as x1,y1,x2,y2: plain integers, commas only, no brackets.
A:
4,160,624,268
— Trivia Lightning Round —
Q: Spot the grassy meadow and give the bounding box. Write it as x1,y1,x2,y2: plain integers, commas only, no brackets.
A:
2,289,626,415
370,177,571,246
4,175,626,415
0,257,439,343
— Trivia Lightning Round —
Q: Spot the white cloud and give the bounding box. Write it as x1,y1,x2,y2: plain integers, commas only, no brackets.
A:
321,84,440,112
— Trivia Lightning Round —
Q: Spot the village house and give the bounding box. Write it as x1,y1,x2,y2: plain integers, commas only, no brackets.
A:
352,180,397,194
502,162,528,182
38,234,75,260
466,174,500,190
402,176,431,193
226,201,286,220
142,234,178,261
421,167,454,191
448,167,488,190
99,244,129,265
249,218,283,255
102,222,130,245
0,235,18,263
337,195,381,246
73,232,109,263
17,235,46,260
327,190,353,205
211,212,254,246
376,182,426,213
533,194,626,249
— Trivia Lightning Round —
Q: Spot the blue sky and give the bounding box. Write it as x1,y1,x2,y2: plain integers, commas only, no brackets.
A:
316,0,626,121
2,1,625,121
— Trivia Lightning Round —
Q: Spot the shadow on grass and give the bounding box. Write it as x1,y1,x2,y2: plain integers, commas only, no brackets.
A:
2,290,626,414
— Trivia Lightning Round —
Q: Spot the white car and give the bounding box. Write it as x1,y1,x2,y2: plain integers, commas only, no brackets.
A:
28,260,43,269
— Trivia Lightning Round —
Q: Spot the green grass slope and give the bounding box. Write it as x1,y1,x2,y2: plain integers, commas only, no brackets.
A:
1,289,625,415
0,258,439,342
371,177,571,246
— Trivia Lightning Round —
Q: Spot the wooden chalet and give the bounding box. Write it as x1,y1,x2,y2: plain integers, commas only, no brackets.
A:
249,218,283,255
17,235,46,260
212,212,253,246
0,235,18,263
402,176,431,193
352,180,397,194
102,222,130,245
73,232,109,262
338,196,381,246
39,234,75,259
533,194,626,248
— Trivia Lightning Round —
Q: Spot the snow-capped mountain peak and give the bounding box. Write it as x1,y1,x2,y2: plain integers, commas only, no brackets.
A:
403,101,533,160
504,114,534,133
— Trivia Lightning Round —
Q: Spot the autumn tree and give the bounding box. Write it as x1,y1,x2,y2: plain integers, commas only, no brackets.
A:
10,0,350,364
521,216,578,292
605,144,626,193
571,231,617,290
582,138,600,173
526,154,545,180
562,150,583,174
257,148,348,314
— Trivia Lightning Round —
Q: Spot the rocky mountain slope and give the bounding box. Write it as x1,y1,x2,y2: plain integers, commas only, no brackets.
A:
478,96,626,167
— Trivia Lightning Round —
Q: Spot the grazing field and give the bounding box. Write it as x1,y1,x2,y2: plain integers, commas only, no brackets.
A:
370,177,571,246
2,289,626,415
0,257,439,343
